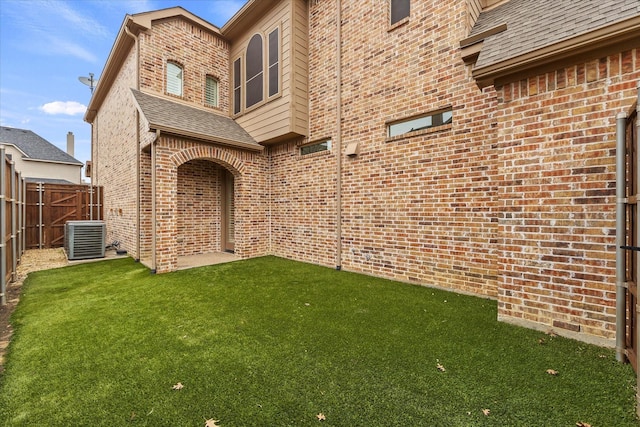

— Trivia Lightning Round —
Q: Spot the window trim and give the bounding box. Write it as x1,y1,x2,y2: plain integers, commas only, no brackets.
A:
166,60,184,97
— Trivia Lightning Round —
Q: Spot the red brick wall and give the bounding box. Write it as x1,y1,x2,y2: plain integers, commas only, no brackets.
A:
496,49,640,340
177,160,222,256
269,0,500,296
139,18,229,112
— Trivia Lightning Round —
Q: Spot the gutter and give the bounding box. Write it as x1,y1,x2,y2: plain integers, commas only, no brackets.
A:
472,15,640,87
151,129,160,273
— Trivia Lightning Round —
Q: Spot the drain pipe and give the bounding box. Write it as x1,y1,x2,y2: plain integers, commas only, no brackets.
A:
124,20,142,262
616,110,627,363
151,129,160,274
335,0,343,271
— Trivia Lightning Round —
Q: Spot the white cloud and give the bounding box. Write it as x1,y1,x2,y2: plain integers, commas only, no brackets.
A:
40,101,87,116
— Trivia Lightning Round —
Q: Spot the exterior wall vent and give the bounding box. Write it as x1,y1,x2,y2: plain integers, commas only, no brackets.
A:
64,220,106,260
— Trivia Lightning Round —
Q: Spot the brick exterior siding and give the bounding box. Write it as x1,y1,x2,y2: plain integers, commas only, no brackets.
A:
90,1,640,346
496,50,640,339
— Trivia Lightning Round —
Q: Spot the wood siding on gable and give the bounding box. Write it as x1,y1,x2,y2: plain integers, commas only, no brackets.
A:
231,0,308,144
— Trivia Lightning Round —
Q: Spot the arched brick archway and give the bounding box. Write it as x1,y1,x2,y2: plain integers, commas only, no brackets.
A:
149,139,264,273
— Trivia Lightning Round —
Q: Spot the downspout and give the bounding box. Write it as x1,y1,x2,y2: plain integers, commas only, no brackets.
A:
615,110,627,363
151,129,160,274
124,21,141,262
335,0,343,270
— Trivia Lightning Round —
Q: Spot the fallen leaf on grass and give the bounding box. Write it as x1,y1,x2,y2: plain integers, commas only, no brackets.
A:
576,422,592,427
538,338,546,345
546,369,559,376
205,419,220,427
316,413,326,421
482,409,490,416
546,330,558,337
437,363,446,372
172,382,184,390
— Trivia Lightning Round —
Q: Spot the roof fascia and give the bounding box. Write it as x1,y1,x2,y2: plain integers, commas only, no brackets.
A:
472,15,640,88
149,125,264,152
221,0,282,40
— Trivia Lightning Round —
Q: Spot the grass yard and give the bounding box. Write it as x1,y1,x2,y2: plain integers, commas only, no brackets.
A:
0,256,637,426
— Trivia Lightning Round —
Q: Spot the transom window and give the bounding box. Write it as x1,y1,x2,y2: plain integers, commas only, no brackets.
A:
391,0,410,25
388,109,452,138
166,61,183,96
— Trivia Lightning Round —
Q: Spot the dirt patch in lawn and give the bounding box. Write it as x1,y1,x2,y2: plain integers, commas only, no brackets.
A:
0,249,68,374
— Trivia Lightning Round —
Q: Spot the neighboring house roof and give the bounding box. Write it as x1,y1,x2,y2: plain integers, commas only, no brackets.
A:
468,0,640,85
0,126,83,165
131,90,263,152
24,177,77,184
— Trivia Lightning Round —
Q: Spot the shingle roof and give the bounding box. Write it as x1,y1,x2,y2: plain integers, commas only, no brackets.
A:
471,0,640,69
131,89,262,152
0,126,83,164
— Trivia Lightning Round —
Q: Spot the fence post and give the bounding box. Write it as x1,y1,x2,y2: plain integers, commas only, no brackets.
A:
0,146,6,306
10,161,17,281
22,178,26,256
38,182,43,249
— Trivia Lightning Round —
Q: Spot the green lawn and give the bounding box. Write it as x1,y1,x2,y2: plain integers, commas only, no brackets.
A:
0,256,637,426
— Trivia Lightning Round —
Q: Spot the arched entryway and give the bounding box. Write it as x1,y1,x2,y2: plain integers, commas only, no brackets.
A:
175,159,239,269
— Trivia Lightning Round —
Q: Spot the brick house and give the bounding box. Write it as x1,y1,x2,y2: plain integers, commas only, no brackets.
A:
85,0,640,358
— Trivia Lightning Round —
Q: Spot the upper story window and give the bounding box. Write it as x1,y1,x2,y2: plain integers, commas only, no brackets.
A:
268,28,279,97
390,0,410,25
233,58,242,115
205,75,218,107
233,27,281,115
246,34,264,109
166,61,183,96
388,109,452,138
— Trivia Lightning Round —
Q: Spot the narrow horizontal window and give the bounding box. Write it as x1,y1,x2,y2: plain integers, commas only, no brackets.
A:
388,109,452,138
301,140,332,155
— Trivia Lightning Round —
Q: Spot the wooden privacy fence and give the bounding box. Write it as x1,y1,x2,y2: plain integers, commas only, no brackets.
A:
26,183,103,250
0,146,25,305
0,145,103,306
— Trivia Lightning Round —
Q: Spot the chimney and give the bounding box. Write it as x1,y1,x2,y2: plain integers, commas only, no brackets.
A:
67,131,74,157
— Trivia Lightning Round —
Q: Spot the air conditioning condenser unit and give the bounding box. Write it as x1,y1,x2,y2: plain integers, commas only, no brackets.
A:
65,220,106,260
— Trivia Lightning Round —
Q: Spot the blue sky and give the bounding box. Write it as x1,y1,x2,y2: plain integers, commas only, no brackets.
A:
0,0,246,181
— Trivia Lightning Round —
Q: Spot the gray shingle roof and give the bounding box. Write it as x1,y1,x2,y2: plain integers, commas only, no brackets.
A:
0,126,83,164
471,0,640,69
131,89,262,151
